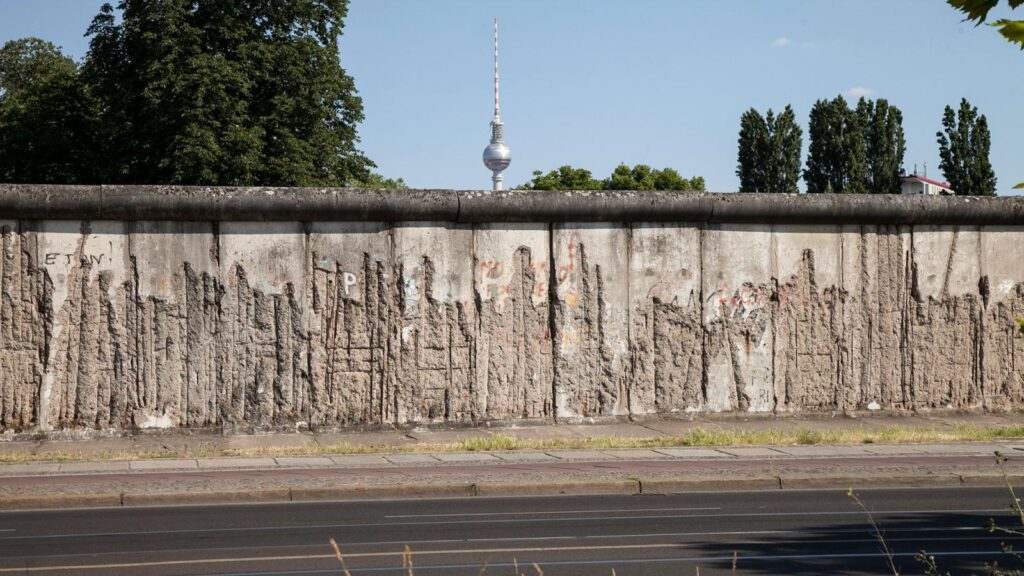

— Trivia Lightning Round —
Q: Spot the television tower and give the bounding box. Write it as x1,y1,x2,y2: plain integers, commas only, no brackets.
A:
482,17,511,191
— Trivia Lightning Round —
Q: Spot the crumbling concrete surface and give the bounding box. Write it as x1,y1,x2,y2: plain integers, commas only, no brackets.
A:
1,214,1023,433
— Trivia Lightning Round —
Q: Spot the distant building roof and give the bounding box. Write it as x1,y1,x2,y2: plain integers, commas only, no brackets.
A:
903,175,953,189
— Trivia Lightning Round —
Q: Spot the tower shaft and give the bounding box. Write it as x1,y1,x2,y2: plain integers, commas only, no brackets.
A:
482,17,510,191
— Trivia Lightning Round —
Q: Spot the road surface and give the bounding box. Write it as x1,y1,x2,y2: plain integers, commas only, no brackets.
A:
1,487,1021,575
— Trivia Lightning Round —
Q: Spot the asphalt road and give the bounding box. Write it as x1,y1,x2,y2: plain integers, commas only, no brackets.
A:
0,487,1022,576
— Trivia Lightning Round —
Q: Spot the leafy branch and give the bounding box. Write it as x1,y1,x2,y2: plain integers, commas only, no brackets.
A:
949,0,1024,48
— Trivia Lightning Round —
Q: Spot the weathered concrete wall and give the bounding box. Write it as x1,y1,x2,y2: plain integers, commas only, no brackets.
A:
1,186,1023,432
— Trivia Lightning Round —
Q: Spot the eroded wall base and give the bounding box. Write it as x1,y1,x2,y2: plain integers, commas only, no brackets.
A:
2,221,1022,432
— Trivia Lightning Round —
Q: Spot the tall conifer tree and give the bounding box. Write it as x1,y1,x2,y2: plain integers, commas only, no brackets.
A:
937,98,997,196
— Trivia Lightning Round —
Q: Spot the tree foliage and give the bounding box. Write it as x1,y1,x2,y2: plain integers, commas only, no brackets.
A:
863,99,907,194
519,164,705,191
937,98,997,196
736,105,802,193
352,172,407,189
0,39,100,183
948,0,1023,190
520,166,602,191
80,0,373,186
948,0,1024,49
805,96,856,193
0,1,388,187
804,96,905,194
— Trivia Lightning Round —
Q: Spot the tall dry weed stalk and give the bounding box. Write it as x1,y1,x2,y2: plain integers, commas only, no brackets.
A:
328,538,352,576
848,488,900,575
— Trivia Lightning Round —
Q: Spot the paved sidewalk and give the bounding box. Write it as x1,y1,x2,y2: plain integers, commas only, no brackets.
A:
0,440,1021,510
1,412,1019,460
1,413,1023,509
0,441,1020,476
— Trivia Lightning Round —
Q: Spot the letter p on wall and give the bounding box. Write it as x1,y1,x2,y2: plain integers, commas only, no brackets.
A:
342,271,358,297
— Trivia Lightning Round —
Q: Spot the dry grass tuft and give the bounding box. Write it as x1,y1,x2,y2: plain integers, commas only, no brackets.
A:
2,423,1023,464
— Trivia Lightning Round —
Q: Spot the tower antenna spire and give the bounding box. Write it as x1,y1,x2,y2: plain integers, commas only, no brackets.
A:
482,17,511,191
494,17,500,120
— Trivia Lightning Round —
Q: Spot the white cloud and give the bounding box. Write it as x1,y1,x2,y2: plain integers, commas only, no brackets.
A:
845,86,877,98
771,37,792,48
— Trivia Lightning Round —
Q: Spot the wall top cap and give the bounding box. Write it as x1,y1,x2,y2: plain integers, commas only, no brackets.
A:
0,184,1022,225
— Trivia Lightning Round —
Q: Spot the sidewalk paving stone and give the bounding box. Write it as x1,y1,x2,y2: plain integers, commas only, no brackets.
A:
0,442,39,457
404,429,495,443
653,448,732,458
490,451,558,462
433,453,501,463
274,457,334,467
489,426,589,440
545,450,612,460
771,445,874,457
59,461,130,473
716,447,787,458
0,462,61,475
558,423,665,439
912,444,1003,455
861,444,926,455
315,431,414,449
384,454,441,464
129,459,198,471
196,457,277,469
38,438,134,457
329,454,393,467
871,444,926,455
132,435,225,455
636,420,722,436
226,435,315,450
598,449,671,459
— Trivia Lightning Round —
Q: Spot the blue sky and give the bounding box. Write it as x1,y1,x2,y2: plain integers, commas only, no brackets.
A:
1,0,1021,193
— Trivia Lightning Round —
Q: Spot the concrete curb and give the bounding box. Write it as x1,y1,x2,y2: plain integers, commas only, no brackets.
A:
639,476,782,493
2,472,1022,511
475,479,639,497
778,474,963,490
0,493,123,510
290,483,476,501
122,489,292,507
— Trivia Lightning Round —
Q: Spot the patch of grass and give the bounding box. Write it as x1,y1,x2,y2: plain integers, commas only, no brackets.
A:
2,422,1023,464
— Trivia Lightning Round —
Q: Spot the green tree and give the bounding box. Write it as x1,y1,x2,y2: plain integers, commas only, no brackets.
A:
0,39,99,183
864,99,906,194
805,96,905,194
736,106,802,193
351,172,407,189
519,164,705,191
81,0,372,186
520,165,602,190
948,0,1024,49
805,97,851,193
937,98,997,196
737,108,769,192
845,99,869,194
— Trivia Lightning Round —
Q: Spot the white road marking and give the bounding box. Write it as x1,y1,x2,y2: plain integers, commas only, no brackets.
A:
0,543,1008,573
0,508,1010,542
386,506,719,518
0,524,1003,563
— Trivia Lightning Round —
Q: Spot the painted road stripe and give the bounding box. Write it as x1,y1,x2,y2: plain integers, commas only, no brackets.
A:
0,544,1006,573
386,506,720,518
0,507,1011,542
0,524,1006,563
202,550,1017,576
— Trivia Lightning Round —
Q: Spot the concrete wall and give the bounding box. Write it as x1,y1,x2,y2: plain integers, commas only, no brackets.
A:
1,186,1023,432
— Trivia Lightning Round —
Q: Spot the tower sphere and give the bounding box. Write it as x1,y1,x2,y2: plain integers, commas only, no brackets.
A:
483,138,511,172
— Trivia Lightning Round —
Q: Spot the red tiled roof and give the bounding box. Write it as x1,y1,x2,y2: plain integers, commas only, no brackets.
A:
905,175,953,189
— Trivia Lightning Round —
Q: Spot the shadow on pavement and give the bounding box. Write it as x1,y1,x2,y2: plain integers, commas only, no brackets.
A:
685,510,1024,575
